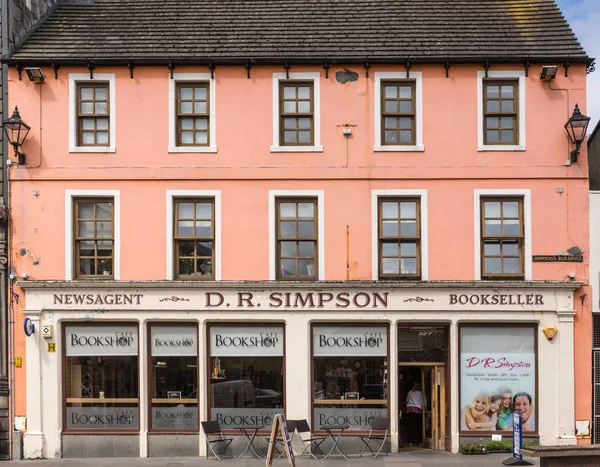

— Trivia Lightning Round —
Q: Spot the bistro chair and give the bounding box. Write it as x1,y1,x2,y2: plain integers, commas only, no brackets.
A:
265,419,296,459
294,419,326,460
359,416,390,458
201,421,234,460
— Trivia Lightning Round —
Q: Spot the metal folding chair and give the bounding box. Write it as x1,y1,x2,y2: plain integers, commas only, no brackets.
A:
201,421,234,460
294,419,326,460
359,416,390,458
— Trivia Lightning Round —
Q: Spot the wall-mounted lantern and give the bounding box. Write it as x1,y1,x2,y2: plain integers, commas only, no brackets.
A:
1,106,31,165
565,104,591,163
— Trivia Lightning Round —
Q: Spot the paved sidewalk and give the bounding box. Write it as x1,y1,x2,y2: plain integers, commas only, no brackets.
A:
5,452,539,467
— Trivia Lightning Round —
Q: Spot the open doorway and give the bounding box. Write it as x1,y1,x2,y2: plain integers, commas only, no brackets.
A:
397,325,449,451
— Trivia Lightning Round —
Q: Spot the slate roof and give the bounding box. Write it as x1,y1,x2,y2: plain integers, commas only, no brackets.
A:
7,0,592,66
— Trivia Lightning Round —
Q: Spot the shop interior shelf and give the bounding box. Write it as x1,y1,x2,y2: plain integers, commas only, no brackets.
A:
313,399,387,405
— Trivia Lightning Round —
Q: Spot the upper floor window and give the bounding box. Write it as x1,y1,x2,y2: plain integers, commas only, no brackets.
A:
77,83,110,147
74,198,114,279
477,71,526,151
483,80,518,145
276,198,317,280
168,73,216,153
174,199,215,279
480,197,524,279
69,73,116,153
374,72,423,152
271,73,322,152
176,82,209,147
378,198,421,279
381,81,415,146
280,81,313,146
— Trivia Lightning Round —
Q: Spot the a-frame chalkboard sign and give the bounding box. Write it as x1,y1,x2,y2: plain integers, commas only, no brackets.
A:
265,414,295,467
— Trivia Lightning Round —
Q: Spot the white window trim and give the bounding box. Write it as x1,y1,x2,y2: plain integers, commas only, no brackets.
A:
371,190,428,280
477,70,526,151
474,189,532,280
374,72,424,152
269,190,325,280
271,72,323,153
69,73,116,153
168,73,217,153
166,190,222,280
65,190,121,280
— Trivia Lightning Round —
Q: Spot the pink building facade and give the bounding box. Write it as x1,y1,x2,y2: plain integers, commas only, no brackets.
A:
2,0,594,459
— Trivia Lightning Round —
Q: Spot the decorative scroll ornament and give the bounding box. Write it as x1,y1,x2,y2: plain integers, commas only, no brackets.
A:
403,296,435,303
159,296,190,302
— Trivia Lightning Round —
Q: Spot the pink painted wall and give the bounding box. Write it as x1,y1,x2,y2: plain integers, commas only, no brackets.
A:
6,63,592,437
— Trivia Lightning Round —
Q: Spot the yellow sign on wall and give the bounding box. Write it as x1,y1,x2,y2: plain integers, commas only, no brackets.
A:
48,343,56,352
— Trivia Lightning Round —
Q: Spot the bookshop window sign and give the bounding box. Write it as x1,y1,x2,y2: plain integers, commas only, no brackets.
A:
66,324,138,356
460,326,536,434
151,325,197,357
313,326,387,357
210,326,284,357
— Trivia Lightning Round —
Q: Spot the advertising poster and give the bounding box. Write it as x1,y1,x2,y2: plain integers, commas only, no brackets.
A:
460,327,535,433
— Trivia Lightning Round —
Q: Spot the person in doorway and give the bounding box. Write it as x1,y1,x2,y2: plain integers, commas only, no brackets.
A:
513,392,535,431
406,381,425,446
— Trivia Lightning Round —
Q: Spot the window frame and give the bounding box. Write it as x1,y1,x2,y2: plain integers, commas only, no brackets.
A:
477,70,526,151
479,197,524,279
147,322,199,434
76,82,111,147
173,197,216,280
69,73,116,153
371,190,428,280
275,197,318,281
66,190,121,281
377,197,422,279
73,197,115,280
482,80,519,146
374,72,424,152
278,81,315,147
474,189,531,280
62,322,140,434
168,73,217,153
380,80,416,146
458,323,538,437
271,72,322,152
269,190,324,280
175,82,210,147
166,190,221,280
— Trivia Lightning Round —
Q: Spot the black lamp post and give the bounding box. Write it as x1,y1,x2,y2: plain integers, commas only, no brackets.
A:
1,106,31,165
564,104,591,163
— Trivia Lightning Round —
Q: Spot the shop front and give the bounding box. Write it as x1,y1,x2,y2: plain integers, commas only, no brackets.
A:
17,281,579,458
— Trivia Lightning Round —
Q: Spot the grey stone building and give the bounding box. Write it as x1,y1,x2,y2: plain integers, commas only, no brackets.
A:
0,0,60,459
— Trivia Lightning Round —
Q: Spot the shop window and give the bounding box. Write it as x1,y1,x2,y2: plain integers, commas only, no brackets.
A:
378,197,421,279
312,325,388,431
480,197,524,279
174,198,215,279
64,324,139,431
74,198,114,279
460,326,536,434
149,324,198,431
209,325,284,429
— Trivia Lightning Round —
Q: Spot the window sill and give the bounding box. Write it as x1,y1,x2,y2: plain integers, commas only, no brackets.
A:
478,144,526,152
270,145,324,153
374,145,424,152
69,146,116,153
168,146,218,153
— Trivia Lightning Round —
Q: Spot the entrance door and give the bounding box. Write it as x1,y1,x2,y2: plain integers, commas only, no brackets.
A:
398,364,446,450
421,365,445,450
